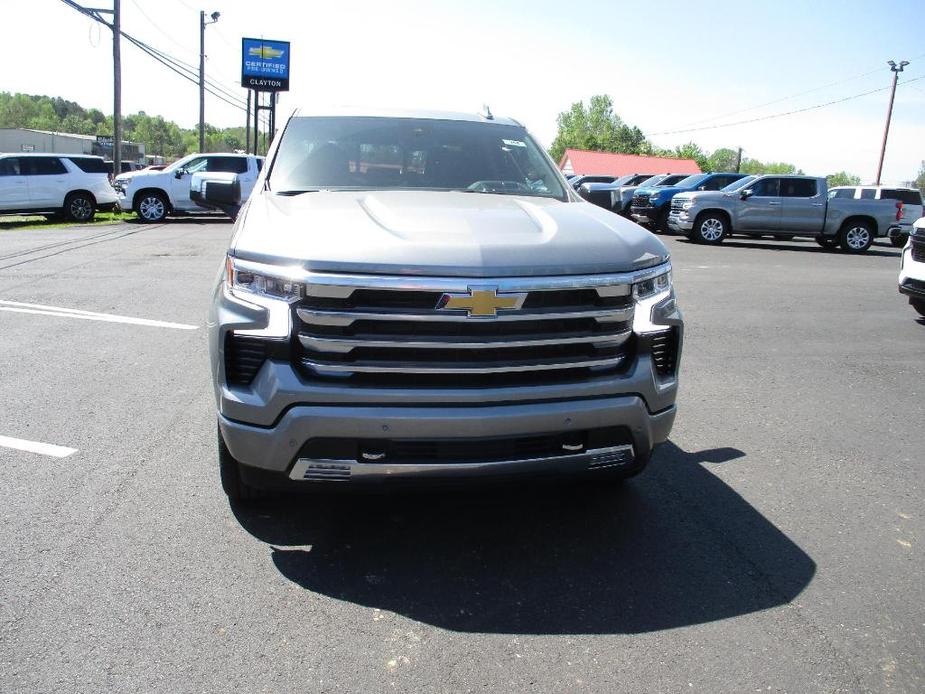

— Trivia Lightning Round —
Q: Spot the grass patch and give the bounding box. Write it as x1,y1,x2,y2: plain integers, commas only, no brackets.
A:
0,210,135,232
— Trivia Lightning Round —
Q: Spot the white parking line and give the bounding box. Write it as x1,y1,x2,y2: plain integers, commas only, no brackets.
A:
0,300,198,330
0,435,77,458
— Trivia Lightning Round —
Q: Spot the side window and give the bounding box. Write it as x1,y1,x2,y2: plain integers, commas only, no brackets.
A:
183,157,208,174
68,157,108,174
26,157,67,175
0,158,22,176
859,188,875,200
829,188,855,199
881,189,923,205
751,178,780,197
256,157,264,173
701,176,728,191
780,179,817,197
208,157,248,174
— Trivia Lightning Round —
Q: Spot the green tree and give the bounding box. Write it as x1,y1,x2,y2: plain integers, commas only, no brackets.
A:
913,161,925,192
826,171,861,188
548,95,648,162
707,148,740,172
666,142,709,171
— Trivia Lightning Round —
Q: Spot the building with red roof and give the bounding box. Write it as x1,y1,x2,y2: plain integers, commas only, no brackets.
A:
559,148,701,177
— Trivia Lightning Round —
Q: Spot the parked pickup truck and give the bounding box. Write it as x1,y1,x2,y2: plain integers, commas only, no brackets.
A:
577,173,655,212
114,152,263,222
631,172,748,233
899,217,925,317
612,173,684,217
829,185,923,247
204,107,683,501
668,174,915,253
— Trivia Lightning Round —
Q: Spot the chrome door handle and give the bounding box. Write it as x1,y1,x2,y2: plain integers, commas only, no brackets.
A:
812,203,824,207
768,201,781,206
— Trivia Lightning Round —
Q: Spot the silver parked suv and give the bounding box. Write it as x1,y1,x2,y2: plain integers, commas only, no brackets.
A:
207,108,683,500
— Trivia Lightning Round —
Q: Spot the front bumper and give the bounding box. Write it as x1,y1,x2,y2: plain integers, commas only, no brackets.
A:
220,397,676,483
667,211,694,232
630,206,657,225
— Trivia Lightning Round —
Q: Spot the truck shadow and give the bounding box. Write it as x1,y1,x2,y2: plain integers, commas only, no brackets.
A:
674,237,901,258
232,441,815,634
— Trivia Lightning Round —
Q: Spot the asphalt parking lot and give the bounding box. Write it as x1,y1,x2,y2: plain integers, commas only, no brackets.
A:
0,220,922,693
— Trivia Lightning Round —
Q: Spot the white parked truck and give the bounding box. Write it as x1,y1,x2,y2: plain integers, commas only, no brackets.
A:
114,153,263,222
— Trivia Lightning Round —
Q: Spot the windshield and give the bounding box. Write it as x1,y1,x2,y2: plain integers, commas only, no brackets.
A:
164,154,197,173
722,175,756,192
635,175,667,188
658,174,694,187
674,174,709,188
269,116,567,200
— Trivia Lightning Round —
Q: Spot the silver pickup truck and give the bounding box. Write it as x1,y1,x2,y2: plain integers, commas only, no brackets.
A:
204,107,683,501
668,174,918,253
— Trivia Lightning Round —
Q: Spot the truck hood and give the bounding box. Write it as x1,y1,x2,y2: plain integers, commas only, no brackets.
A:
672,190,735,203
232,191,669,277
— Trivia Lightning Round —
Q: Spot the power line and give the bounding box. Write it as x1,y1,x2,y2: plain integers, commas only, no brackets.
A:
60,0,270,130
645,75,925,137
657,51,925,133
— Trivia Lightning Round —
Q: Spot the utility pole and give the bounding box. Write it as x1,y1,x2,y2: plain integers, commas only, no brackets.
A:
245,90,251,153
199,9,220,152
112,0,121,177
735,147,742,173
876,59,909,185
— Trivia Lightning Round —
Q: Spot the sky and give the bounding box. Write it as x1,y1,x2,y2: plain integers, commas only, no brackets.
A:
5,0,924,184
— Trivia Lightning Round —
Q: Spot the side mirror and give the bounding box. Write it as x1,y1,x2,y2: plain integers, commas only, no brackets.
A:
577,183,593,201
740,189,754,200
190,172,241,220
697,185,707,191
174,168,186,179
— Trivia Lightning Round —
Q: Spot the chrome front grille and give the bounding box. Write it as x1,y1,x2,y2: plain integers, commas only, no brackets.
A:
670,198,686,212
631,194,650,208
293,272,646,386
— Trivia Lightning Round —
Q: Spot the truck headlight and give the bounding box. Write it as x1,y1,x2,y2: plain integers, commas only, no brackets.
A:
225,256,302,302
682,200,694,210
633,269,671,300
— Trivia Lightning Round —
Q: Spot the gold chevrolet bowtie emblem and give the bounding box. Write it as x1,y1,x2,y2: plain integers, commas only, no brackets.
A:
437,288,527,317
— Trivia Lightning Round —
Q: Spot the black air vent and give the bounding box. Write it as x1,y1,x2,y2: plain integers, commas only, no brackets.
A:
224,335,268,385
650,329,679,377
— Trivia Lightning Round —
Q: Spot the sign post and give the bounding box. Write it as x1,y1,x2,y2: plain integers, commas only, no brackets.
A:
242,37,290,154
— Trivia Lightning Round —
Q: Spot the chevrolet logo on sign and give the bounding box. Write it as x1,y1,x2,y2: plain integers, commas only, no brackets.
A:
436,288,527,317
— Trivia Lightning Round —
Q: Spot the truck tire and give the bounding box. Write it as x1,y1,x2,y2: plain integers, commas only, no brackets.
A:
816,237,839,250
136,191,169,223
890,234,908,248
691,213,728,244
839,221,873,253
218,424,256,503
912,299,925,318
64,192,96,222
653,207,670,234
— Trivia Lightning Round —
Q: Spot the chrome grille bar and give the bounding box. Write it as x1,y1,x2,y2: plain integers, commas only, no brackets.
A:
299,329,632,353
301,355,626,376
297,306,633,326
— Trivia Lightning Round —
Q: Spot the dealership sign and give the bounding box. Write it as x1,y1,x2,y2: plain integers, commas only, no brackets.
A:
241,38,290,91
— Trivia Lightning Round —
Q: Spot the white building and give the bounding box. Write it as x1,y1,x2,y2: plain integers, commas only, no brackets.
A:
0,128,145,163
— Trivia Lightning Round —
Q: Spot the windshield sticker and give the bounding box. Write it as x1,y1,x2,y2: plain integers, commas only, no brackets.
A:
502,139,526,148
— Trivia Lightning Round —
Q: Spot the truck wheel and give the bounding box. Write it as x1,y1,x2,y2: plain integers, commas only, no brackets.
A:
64,192,96,222
816,237,839,250
654,207,670,234
839,221,873,253
136,191,168,223
691,213,727,244
890,234,908,248
218,424,256,503
912,299,925,318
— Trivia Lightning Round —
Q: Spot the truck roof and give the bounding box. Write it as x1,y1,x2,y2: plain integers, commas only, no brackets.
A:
290,105,523,128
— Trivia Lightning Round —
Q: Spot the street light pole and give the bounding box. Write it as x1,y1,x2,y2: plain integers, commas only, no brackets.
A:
875,59,909,185
199,10,220,152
